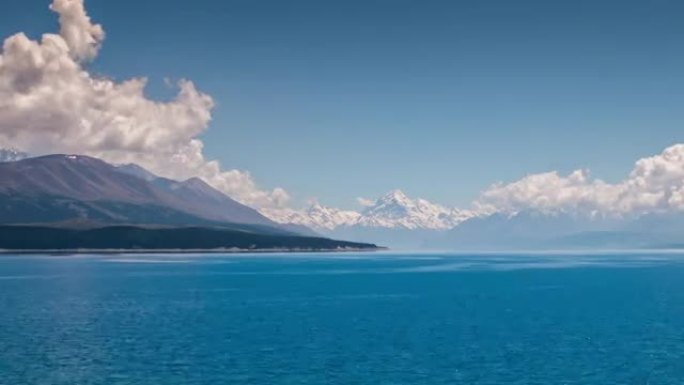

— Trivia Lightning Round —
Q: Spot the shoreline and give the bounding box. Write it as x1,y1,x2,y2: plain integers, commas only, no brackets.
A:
0,246,387,255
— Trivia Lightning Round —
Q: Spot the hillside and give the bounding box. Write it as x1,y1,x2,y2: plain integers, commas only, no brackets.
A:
0,155,298,233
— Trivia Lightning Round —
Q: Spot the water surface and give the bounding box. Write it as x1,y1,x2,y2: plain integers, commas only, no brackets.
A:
2,251,684,384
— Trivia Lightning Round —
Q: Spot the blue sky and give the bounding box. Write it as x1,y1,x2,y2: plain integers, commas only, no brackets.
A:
2,0,684,209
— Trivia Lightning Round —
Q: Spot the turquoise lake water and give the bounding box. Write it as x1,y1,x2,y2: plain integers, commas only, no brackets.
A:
2,251,684,384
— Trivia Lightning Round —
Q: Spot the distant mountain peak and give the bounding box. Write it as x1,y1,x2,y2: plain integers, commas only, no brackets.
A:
261,203,360,231
360,190,473,230
263,190,476,231
378,189,410,203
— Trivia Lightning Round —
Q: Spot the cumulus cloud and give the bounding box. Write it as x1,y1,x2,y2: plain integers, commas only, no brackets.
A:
49,0,104,62
0,0,287,208
478,144,684,216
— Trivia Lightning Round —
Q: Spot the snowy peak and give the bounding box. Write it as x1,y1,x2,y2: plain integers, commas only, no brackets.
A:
361,189,411,217
377,189,411,205
262,203,360,231
359,190,473,229
262,190,476,231
305,203,361,229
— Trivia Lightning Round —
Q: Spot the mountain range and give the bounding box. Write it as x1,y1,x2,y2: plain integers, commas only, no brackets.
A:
262,190,475,248
264,190,474,229
263,190,684,250
0,154,377,251
433,210,684,250
3,152,683,251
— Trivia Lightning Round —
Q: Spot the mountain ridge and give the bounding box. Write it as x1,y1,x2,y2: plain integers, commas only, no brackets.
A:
261,189,476,248
263,189,475,231
0,154,300,234
430,210,684,250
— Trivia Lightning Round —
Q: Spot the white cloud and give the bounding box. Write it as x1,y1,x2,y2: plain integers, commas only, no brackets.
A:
49,0,104,62
5,2,683,220
478,144,684,216
356,197,375,207
264,143,684,228
0,0,287,208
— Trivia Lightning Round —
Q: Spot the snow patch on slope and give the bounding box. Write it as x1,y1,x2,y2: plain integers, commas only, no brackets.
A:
262,203,361,230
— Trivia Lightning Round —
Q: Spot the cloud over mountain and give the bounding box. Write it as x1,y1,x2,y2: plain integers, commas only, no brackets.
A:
478,144,684,216
265,143,684,234
0,0,288,208
3,1,684,221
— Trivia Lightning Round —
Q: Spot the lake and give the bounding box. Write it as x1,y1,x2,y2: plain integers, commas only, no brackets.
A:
2,251,684,384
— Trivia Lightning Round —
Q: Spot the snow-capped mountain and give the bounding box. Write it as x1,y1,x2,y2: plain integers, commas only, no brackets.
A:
0,148,28,162
262,190,477,248
356,190,473,230
263,190,475,231
261,204,361,231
